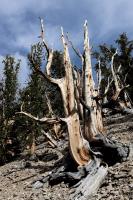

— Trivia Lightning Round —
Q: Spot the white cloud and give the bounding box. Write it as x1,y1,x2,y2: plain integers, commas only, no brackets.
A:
1,0,133,53
0,0,61,16
85,0,133,40
1,0,133,86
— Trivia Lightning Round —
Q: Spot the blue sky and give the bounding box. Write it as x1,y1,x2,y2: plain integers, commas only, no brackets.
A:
0,0,133,86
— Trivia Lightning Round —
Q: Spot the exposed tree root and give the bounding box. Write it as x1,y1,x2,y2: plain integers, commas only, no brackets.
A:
69,162,108,200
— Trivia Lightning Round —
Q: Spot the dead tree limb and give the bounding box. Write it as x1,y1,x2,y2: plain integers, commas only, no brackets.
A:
66,33,83,62
97,59,102,94
109,50,133,113
16,111,59,124
41,129,57,147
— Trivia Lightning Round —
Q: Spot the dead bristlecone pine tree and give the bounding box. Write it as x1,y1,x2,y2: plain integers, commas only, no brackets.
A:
17,19,130,200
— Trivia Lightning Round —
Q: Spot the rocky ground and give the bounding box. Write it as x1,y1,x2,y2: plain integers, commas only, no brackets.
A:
0,113,132,200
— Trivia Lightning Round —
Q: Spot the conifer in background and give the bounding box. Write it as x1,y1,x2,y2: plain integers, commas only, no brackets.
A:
0,56,20,163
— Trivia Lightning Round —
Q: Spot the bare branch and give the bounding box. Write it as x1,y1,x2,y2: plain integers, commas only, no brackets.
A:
30,48,65,86
39,18,54,75
61,26,75,113
103,76,113,97
45,93,54,116
83,19,95,104
45,48,54,75
66,33,83,61
110,49,120,91
117,64,122,73
41,130,57,147
16,111,59,124
39,17,49,55
124,71,129,83
97,59,102,93
20,102,24,112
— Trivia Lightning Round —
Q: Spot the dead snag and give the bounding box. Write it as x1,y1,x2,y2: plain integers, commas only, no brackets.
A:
16,19,130,199
103,49,133,114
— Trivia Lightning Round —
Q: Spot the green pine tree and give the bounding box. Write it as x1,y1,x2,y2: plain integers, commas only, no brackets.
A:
0,56,20,164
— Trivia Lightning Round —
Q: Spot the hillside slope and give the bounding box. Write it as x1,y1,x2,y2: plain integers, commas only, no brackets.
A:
0,113,132,200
